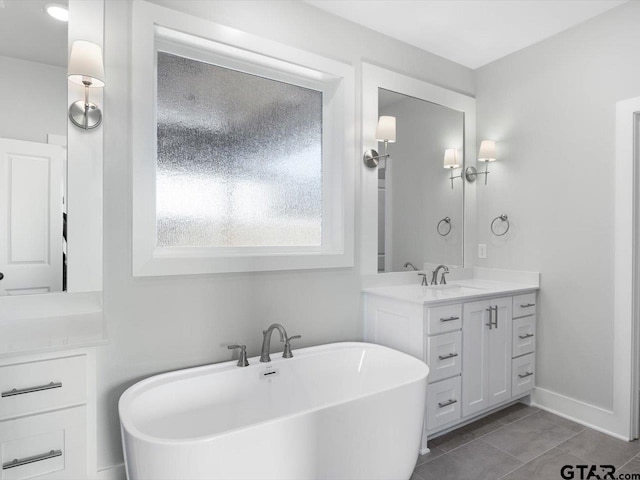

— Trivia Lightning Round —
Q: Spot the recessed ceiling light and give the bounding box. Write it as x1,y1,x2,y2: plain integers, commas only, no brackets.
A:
46,4,69,22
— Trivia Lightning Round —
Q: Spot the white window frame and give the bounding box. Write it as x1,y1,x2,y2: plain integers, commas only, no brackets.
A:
131,1,354,276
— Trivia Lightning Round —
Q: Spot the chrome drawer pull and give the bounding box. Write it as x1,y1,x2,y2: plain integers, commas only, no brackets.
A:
438,399,457,408
438,353,459,360
520,303,535,308
1,382,62,397
440,316,459,322
518,372,534,379
519,333,534,339
3,450,62,470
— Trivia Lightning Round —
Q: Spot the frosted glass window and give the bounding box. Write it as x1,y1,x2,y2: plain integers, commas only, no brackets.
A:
156,52,323,248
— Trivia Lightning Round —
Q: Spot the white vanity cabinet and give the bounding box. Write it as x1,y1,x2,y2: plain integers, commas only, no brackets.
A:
461,298,512,417
363,284,538,452
0,349,96,480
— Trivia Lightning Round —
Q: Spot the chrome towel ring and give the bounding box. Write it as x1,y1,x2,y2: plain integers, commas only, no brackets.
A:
491,214,510,236
437,217,452,236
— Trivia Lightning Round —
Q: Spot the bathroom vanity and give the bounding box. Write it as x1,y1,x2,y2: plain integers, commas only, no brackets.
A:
363,278,538,453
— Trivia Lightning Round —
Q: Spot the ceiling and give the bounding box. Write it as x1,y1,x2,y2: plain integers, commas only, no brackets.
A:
305,0,627,69
0,0,68,67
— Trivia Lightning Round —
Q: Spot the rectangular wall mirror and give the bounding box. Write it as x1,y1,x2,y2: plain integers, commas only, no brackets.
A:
361,63,476,276
377,88,464,272
0,1,69,295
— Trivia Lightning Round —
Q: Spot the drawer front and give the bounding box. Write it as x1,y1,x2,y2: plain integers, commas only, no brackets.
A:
512,353,535,397
426,376,461,432
427,331,462,383
0,406,86,480
512,316,536,358
0,356,86,420
513,293,536,318
426,304,462,335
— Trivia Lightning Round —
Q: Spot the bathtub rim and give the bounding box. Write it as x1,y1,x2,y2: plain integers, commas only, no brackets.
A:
118,341,429,446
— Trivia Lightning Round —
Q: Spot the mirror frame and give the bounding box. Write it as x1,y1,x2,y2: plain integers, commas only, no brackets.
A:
0,0,104,329
361,63,476,276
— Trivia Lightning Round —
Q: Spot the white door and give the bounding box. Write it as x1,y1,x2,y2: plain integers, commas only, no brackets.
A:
462,299,491,416
487,297,513,406
0,138,64,295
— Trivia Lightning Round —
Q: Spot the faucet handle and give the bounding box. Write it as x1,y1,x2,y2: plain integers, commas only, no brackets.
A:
418,273,429,286
227,344,249,367
283,335,301,359
440,271,450,285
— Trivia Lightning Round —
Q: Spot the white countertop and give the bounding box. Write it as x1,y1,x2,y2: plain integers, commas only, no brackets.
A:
362,278,539,305
0,312,107,358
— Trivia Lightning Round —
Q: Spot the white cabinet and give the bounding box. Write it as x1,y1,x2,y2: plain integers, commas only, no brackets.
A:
0,350,95,480
461,298,512,417
364,286,537,446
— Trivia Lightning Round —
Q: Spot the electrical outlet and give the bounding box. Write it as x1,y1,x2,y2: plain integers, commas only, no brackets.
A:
478,244,487,259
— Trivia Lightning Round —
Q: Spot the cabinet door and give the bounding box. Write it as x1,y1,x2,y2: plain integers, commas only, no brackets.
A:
462,299,491,416
487,297,513,407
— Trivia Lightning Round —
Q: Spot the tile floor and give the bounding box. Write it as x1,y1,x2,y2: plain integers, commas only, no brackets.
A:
412,403,640,480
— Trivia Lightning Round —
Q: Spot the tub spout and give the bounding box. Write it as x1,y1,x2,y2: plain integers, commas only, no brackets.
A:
260,324,287,363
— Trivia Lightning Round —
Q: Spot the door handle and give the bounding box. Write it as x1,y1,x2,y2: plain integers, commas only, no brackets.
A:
493,306,498,329
519,333,534,339
0,272,4,280
485,307,493,329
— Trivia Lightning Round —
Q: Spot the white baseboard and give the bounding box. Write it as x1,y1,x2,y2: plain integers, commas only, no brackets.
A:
532,387,629,442
97,464,126,480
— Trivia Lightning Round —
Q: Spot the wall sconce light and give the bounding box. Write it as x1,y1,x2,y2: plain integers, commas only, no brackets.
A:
363,116,396,168
443,148,462,189
465,140,496,185
68,40,105,130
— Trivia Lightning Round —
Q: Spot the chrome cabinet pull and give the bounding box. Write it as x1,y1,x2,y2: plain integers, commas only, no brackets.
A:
1,382,62,398
438,399,457,408
485,306,498,329
438,353,458,360
440,316,459,322
520,303,535,308
3,450,62,470
519,333,534,339
518,372,534,379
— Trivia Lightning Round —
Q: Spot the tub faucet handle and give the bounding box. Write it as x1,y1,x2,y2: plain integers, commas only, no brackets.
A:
227,344,249,367
283,335,301,359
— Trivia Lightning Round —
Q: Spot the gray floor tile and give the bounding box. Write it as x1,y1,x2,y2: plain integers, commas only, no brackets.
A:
618,454,640,476
533,410,585,433
416,446,445,466
483,411,576,463
430,415,504,452
410,474,424,480
558,429,640,467
414,439,522,480
499,447,587,480
486,403,539,425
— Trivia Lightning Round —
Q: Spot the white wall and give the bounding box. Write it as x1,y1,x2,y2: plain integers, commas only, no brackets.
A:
380,94,464,271
0,55,67,143
475,1,640,410
98,0,474,470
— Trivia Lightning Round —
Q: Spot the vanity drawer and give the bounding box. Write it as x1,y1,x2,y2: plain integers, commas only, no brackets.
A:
0,356,86,420
513,293,536,318
512,353,535,397
426,304,462,335
512,316,536,358
0,406,86,480
427,331,462,383
426,376,461,431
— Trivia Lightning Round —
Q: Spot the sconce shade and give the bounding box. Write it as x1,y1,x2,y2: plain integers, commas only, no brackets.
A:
375,116,396,143
443,149,460,169
478,140,496,162
68,40,105,87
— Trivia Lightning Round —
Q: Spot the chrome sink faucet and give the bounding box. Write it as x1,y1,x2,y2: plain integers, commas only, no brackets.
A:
260,323,287,362
404,262,418,271
431,264,450,285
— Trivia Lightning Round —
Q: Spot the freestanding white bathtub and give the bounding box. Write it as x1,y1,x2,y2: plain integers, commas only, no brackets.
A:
119,342,428,480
